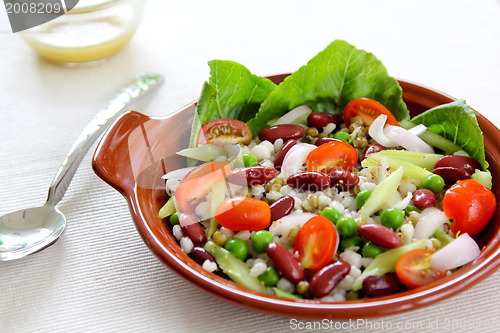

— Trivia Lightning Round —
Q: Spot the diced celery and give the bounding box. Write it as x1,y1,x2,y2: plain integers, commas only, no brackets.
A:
272,287,303,299
177,144,226,162
375,150,443,170
159,196,176,219
433,229,454,247
471,169,493,189
361,154,431,186
204,241,268,293
207,180,227,237
351,239,427,291
400,120,462,154
359,167,404,218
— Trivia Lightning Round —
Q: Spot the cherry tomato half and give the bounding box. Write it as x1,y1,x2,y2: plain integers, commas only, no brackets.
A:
197,119,252,146
395,249,446,289
343,98,399,127
442,179,496,236
293,216,338,270
214,196,271,231
175,161,231,213
306,140,358,173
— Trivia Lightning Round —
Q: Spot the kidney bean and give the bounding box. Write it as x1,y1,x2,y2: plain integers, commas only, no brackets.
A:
307,112,342,129
227,166,278,186
287,171,332,191
191,246,216,265
358,223,402,249
315,137,342,146
258,124,305,143
267,242,305,284
309,261,351,298
180,213,207,244
362,273,401,297
329,168,359,191
362,143,386,160
432,166,470,184
412,188,436,209
274,139,296,170
434,155,481,175
269,196,295,221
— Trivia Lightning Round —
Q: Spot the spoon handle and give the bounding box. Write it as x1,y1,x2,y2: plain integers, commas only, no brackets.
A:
45,73,164,206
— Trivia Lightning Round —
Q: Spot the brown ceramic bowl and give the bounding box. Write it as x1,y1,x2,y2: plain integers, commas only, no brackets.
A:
92,75,500,319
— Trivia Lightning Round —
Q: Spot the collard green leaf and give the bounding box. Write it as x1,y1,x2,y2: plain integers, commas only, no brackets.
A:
411,99,488,170
247,40,409,135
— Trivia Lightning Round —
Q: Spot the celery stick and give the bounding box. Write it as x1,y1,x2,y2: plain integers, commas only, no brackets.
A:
208,180,226,237
376,150,443,170
177,144,226,162
361,154,431,186
471,169,492,189
351,239,427,291
159,196,176,219
359,167,404,218
400,120,462,154
205,241,268,293
273,288,302,299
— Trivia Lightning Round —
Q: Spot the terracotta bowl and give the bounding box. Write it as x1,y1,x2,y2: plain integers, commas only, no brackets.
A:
92,75,500,319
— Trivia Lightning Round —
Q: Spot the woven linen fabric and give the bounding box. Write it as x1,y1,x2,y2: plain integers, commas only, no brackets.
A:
1,1,500,332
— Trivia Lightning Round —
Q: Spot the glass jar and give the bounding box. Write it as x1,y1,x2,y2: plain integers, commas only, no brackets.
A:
19,0,145,66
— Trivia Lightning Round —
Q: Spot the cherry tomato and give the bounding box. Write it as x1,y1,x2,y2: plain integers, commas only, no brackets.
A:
442,179,496,236
197,119,252,146
175,161,231,213
343,98,399,127
293,216,338,270
306,140,358,173
395,249,446,289
214,196,271,231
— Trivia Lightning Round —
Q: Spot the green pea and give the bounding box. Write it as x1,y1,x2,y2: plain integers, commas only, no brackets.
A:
169,212,181,226
333,131,352,144
404,205,421,216
258,266,280,287
242,153,258,167
321,207,341,224
336,217,358,237
341,236,363,250
380,208,404,230
356,190,372,209
224,238,249,261
252,230,274,253
422,173,445,193
362,242,382,258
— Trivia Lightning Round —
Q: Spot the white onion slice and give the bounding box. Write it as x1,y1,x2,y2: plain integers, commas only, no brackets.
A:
281,143,316,179
430,233,481,271
384,125,434,153
408,124,427,137
163,167,196,193
273,105,312,125
368,115,399,147
269,212,317,238
413,207,448,240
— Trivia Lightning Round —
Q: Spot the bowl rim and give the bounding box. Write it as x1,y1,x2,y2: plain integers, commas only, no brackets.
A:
92,77,500,319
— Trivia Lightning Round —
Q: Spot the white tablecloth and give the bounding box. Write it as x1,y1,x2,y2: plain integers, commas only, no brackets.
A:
1,1,500,332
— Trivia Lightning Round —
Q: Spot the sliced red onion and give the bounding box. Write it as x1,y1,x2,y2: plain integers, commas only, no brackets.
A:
430,233,481,271
281,143,316,179
413,207,448,240
273,105,312,125
368,115,399,148
384,125,434,153
163,167,196,193
408,124,427,137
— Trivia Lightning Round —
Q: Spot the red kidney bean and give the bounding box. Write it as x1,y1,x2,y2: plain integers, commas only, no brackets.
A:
358,223,402,249
180,213,207,244
191,246,216,265
269,196,295,221
362,143,386,160
287,171,331,191
307,112,343,129
267,242,305,284
412,188,437,209
329,168,359,191
362,273,401,297
432,166,470,184
315,137,342,146
274,139,296,170
258,124,305,143
309,260,351,298
434,155,481,175
227,166,278,186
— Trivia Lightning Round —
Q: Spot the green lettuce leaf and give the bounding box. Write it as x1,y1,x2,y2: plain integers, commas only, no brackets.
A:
247,40,409,135
411,99,488,170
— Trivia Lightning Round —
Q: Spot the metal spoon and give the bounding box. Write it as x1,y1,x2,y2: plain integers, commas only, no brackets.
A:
0,73,163,261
